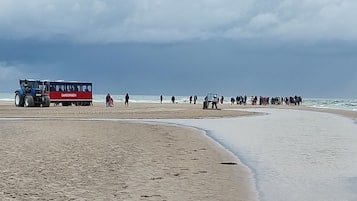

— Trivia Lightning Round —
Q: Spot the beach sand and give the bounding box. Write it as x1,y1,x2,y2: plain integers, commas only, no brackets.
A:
0,102,257,201
2,101,355,200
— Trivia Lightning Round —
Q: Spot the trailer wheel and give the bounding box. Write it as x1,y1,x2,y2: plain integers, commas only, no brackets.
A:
62,102,71,106
15,92,24,107
24,95,34,107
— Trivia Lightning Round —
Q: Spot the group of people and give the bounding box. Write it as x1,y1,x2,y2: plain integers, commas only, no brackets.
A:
189,95,198,104
104,93,302,108
262,96,302,106
105,93,114,107
168,95,198,104
284,96,303,106
242,95,303,106
230,96,248,105
203,94,221,109
105,93,130,107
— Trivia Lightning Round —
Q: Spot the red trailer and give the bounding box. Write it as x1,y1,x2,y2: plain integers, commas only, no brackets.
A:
45,80,93,106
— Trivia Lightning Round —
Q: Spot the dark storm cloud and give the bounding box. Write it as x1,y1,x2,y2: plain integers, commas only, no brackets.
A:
1,1,357,43
1,1,357,98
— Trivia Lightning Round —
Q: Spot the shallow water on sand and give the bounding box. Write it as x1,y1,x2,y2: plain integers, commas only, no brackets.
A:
151,109,357,201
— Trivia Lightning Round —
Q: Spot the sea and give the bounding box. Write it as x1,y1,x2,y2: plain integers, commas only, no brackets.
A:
1,92,357,201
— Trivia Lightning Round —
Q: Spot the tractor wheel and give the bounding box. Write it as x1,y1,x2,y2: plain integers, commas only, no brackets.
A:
24,95,35,107
15,93,24,107
42,95,50,107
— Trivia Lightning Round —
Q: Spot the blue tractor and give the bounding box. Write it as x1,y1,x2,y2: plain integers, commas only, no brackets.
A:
14,79,50,107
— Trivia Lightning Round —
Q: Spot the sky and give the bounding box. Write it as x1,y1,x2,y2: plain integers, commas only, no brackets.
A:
1,0,357,98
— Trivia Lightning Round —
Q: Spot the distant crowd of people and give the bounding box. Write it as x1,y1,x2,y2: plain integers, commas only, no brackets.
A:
247,96,303,106
104,93,302,108
212,95,303,107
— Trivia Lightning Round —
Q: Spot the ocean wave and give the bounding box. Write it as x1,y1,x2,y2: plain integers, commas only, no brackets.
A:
0,98,13,102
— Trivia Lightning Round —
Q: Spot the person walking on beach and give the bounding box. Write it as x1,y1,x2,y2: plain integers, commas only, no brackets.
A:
203,96,208,109
212,95,218,109
160,95,163,103
231,97,235,105
189,96,192,104
171,96,175,103
125,93,129,106
106,93,111,107
194,95,197,104
109,96,114,107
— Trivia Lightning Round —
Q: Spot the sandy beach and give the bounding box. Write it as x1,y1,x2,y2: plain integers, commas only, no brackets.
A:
0,102,257,201
1,101,357,200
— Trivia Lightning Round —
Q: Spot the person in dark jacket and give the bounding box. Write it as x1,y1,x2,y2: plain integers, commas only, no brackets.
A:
125,93,129,106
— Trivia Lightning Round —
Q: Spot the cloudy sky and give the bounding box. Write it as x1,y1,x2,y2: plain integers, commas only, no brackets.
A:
1,0,357,98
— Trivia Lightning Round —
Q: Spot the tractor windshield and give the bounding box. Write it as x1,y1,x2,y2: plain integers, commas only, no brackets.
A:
27,81,39,88
20,80,44,89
